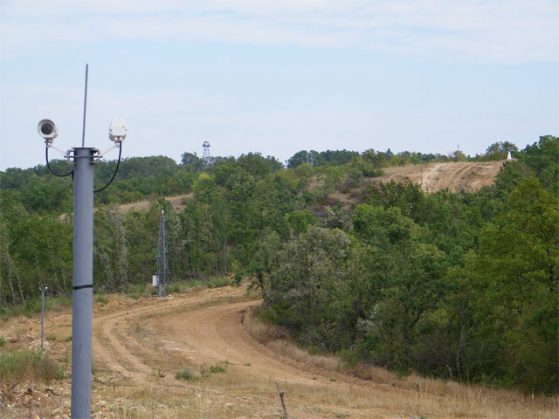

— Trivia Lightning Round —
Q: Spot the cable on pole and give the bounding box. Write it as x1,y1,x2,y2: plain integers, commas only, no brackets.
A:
45,146,74,177
94,143,123,193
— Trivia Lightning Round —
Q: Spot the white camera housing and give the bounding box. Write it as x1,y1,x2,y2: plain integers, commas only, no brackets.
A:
37,119,58,143
109,117,127,142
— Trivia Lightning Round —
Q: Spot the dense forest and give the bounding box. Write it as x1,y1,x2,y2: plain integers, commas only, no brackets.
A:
0,137,557,393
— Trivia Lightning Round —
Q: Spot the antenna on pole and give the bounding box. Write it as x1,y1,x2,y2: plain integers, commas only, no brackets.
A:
81,64,89,147
38,65,127,419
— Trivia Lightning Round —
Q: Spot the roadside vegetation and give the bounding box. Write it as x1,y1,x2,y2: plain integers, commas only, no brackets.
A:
0,349,64,384
0,136,557,394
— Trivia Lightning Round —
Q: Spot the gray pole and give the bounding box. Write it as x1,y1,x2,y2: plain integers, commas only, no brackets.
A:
40,286,47,351
71,147,95,419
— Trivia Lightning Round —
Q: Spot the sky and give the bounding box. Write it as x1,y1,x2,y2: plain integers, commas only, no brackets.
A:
1,1,558,170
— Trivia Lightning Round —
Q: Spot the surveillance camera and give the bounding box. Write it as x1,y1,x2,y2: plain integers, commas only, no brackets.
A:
109,117,127,142
37,119,58,143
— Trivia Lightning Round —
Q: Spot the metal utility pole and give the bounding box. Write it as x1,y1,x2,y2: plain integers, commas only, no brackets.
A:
38,64,127,419
71,146,96,417
157,210,169,297
40,286,48,351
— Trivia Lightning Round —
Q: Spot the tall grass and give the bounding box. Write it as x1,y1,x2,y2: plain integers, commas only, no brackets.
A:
0,295,71,320
0,349,64,384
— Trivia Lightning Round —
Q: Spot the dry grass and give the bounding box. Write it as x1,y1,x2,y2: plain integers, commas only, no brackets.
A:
244,307,559,419
0,349,63,384
93,377,282,418
267,339,341,372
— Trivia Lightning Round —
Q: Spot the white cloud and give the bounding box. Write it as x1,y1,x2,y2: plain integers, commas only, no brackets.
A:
1,0,557,62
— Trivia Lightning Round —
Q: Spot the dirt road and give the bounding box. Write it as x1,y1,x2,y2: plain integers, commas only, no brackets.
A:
92,287,246,382
3,284,555,417
86,285,554,418
155,299,332,386
91,287,389,418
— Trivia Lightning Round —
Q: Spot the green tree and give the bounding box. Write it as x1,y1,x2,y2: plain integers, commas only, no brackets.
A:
463,177,558,392
287,150,313,168
94,206,129,292
518,135,559,193
181,152,205,172
352,204,447,371
285,210,317,236
485,141,518,160
264,227,356,350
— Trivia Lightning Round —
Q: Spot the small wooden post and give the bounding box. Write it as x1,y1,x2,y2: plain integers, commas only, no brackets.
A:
275,381,288,419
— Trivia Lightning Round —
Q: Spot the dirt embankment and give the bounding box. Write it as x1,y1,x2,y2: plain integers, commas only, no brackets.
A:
372,161,505,193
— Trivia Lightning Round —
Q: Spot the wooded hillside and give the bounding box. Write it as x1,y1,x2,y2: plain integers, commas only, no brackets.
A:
0,136,557,393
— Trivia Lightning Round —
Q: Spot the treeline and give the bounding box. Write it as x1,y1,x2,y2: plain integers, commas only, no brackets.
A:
0,141,518,214
0,136,557,393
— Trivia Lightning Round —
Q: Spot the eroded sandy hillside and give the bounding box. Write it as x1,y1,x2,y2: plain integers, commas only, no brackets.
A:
372,161,505,193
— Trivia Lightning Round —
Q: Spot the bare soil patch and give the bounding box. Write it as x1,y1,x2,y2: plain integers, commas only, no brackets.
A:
372,161,505,193
115,193,193,213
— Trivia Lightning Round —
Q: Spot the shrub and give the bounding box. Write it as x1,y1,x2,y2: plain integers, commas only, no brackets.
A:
94,293,109,306
206,363,226,374
0,349,64,384
186,279,203,288
233,272,243,287
175,368,196,381
126,283,150,299
167,283,181,294
206,277,231,289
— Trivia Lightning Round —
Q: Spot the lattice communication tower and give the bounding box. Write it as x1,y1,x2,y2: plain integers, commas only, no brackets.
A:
156,210,169,297
202,140,211,164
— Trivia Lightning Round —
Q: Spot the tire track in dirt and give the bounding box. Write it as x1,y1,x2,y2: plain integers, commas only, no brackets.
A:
91,286,462,416
93,286,353,393
444,163,476,191
155,300,326,386
94,286,364,390
92,287,246,381
422,163,472,193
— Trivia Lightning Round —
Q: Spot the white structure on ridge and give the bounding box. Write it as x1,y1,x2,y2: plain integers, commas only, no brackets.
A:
202,140,211,164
